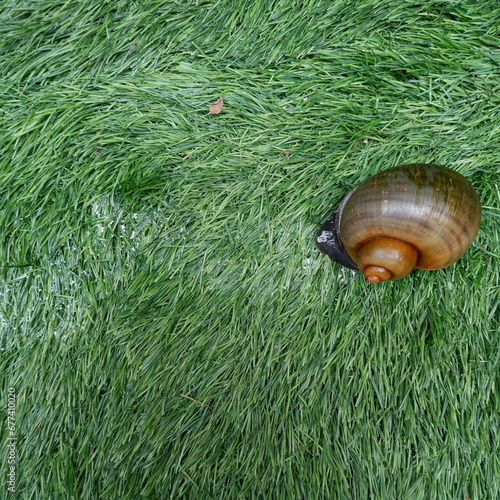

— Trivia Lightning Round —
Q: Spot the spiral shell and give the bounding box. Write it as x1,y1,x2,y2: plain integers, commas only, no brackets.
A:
316,163,481,282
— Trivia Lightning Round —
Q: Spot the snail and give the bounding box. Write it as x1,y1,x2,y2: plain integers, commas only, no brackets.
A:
315,163,481,283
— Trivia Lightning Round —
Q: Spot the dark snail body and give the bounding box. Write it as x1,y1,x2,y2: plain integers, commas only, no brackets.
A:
315,190,358,270
316,163,481,283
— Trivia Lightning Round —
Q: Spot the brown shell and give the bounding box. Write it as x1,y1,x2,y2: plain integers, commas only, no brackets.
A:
339,164,481,270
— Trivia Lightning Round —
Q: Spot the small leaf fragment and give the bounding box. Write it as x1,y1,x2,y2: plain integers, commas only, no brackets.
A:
208,95,224,115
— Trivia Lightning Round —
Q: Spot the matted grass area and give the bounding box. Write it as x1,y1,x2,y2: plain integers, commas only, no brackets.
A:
1,0,499,498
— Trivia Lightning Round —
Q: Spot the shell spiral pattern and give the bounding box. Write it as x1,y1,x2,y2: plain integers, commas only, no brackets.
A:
339,164,481,270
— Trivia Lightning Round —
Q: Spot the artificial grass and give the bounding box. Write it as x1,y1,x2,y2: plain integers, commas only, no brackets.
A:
0,0,499,498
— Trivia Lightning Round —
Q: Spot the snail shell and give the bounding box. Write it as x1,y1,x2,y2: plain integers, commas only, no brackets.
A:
316,163,481,283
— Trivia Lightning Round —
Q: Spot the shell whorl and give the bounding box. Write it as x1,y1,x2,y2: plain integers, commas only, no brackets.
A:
339,163,481,270
316,163,481,282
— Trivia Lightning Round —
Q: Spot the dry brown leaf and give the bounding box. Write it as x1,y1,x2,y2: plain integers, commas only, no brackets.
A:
208,95,224,115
